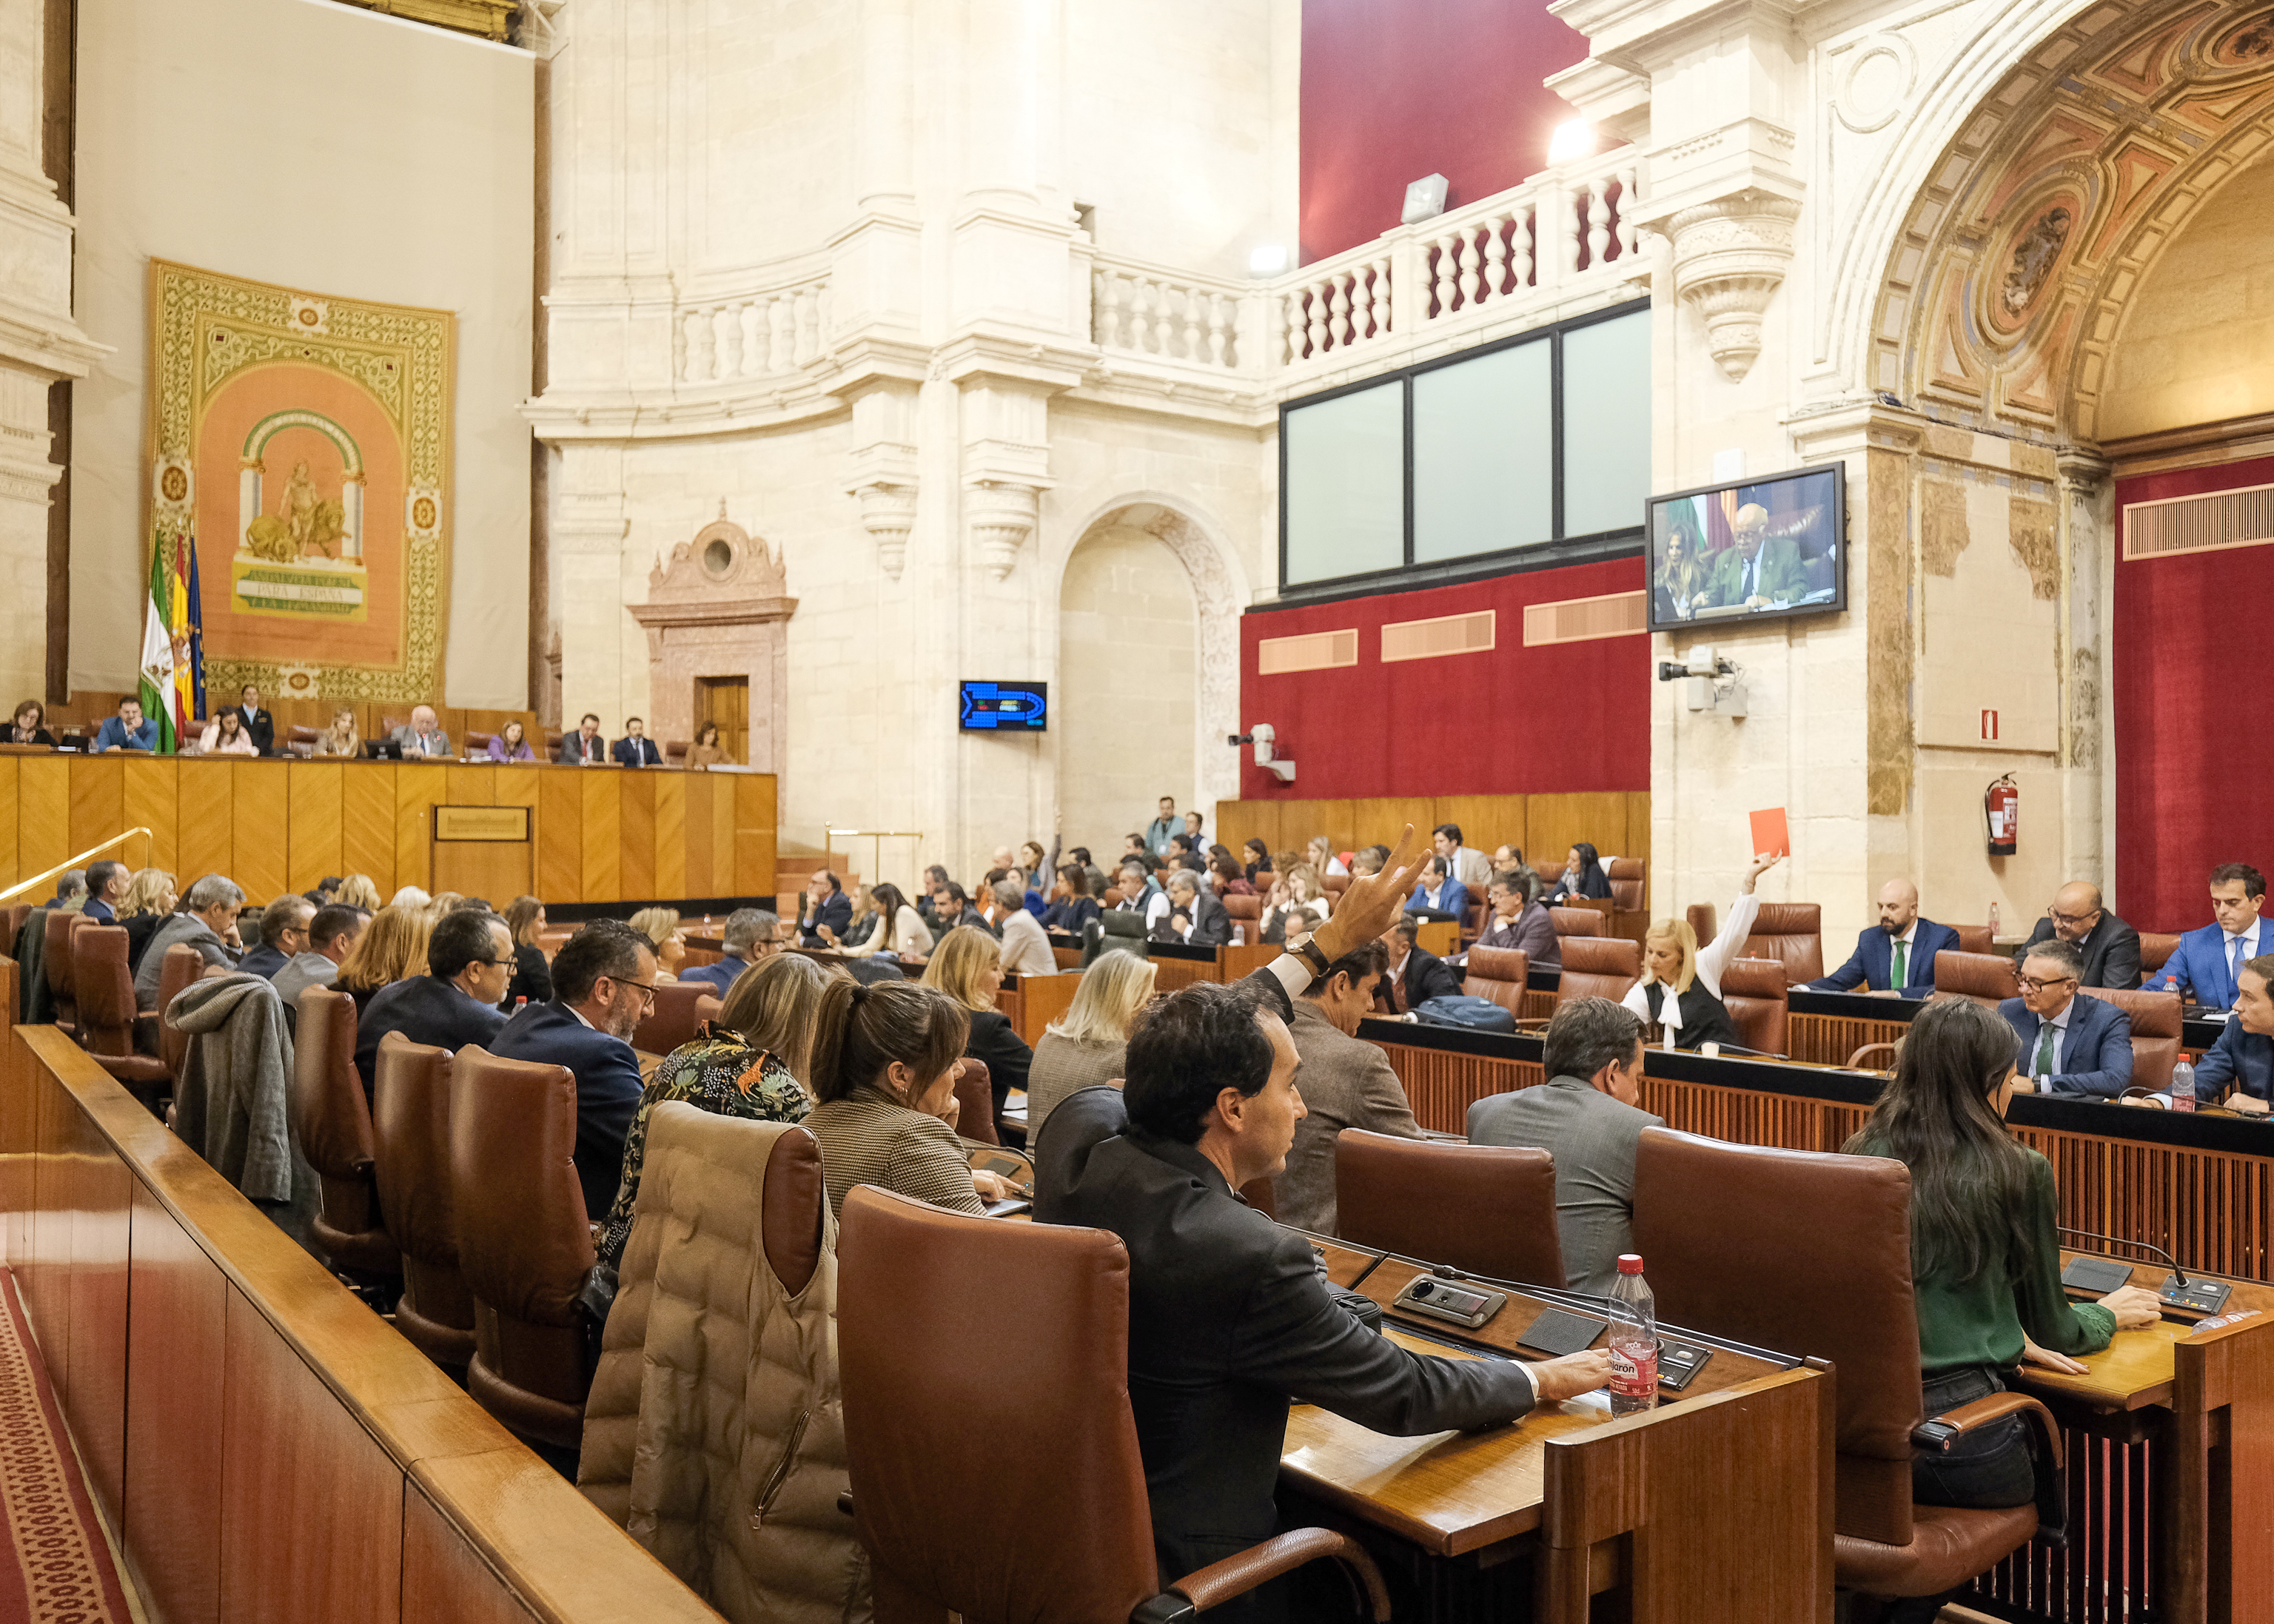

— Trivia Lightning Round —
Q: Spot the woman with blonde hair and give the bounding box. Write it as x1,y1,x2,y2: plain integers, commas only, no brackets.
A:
334,903,435,1019
1261,862,1332,943
594,953,840,1266
921,925,1030,1124
335,873,381,910
1306,834,1349,878
628,906,687,982
1027,950,1156,1133
119,868,179,974
1621,850,1782,1051
313,706,361,758
389,885,432,910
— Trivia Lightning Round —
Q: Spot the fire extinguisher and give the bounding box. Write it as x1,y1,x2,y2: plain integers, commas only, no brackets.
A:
1985,774,2018,856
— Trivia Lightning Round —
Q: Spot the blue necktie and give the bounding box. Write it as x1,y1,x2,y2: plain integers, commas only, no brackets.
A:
2232,934,2248,1005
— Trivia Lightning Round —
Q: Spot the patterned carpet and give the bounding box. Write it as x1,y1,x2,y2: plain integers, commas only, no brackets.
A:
0,1267,134,1623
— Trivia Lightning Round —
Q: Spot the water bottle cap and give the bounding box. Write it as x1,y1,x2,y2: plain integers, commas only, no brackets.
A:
1617,1254,1645,1274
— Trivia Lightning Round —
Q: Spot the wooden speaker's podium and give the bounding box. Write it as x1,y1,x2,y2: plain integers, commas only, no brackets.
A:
429,805,533,897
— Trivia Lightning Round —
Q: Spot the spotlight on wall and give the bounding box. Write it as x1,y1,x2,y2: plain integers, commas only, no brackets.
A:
1400,174,1449,226
1248,244,1289,278
1548,120,1598,164
1228,724,1297,784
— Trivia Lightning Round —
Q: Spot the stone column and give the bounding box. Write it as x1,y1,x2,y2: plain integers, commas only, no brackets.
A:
2056,449,2114,896
552,442,630,731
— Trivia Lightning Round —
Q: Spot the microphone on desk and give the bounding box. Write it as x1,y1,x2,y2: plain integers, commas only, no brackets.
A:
2057,1227,2233,1313
2057,1226,2187,1286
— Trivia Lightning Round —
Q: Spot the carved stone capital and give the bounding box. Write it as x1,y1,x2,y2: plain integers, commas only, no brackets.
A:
1668,190,1802,383
965,480,1040,580
851,479,920,581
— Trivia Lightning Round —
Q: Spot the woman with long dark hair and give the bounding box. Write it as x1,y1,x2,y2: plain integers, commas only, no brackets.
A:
1843,999,2159,1620
1546,842,1613,902
835,881,935,961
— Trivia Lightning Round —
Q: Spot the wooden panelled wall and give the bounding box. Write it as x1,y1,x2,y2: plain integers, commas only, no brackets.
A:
0,755,777,907
1215,791,1649,871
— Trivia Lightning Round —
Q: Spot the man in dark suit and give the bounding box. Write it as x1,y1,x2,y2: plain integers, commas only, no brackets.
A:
610,717,663,768
81,861,129,925
2148,862,2270,1010
238,893,315,981
91,696,157,754
557,713,608,765
1999,938,2135,1099
492,919,656,1220
2023,882,2141,989
680,907,779,998
1150,871,1229,947
1808,879,1960,996
352,909,512,1096
1375,918,1458,1014
2141,954,2274,1113
1037,896,1609,1610
797,869,853,946
235,684,276,756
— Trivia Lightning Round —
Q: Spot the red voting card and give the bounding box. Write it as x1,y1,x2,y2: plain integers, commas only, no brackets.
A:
1748,807,1790,860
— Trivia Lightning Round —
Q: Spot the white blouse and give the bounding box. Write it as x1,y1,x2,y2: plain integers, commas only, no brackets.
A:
1621,889,1762,1040
842,907,935,959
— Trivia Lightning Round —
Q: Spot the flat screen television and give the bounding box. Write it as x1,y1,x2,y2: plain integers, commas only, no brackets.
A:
1644,464,1846,633
959,680,1048,732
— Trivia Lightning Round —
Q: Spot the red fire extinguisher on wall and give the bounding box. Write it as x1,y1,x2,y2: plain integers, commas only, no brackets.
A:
1985,774,2018,856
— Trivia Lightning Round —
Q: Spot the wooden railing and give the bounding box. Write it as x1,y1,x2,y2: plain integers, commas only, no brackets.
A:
3,1016,723,1624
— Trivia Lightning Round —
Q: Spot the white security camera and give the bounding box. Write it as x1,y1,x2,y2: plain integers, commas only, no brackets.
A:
1227,724,1296,783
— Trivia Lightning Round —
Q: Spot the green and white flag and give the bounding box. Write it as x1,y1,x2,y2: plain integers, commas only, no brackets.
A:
138,531,177,754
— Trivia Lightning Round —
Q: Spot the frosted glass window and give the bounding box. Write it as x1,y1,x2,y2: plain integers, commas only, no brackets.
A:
1412,340,1552,563
1283,381,1405,585
1560,311,1651,537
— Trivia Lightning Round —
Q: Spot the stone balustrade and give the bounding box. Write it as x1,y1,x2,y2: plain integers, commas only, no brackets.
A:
673,275,832,384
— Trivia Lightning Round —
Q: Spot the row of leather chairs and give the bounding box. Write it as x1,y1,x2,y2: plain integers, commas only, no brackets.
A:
41,910,212,1112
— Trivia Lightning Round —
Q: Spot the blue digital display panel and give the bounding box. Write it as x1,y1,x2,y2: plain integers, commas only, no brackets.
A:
959,681,1048,731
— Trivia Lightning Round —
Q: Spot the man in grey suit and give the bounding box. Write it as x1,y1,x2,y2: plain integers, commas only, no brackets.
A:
1275,938,1420,1235
1466,996,1658,1295
1150,870,1230,947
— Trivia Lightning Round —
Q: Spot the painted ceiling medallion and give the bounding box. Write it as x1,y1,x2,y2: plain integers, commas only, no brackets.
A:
1997,205,2073,325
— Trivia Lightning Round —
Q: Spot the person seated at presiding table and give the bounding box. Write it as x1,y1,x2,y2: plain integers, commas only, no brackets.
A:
799,979,1016,1218
2023,881,2141,990
921,925,1031,1120
492,919,657,1222
232,685,276,756
497,895,554,1009
796,868,853,947
1708,503,1809,610
81,860,129,924
628,907,688,982
2147,862,2270,1010
596,953,839,1267
680,906,782,996
1036,830,1613,1607
91,696,157,754
1404,853,1469,921
312,705,360,758
830,882,934,962
1622,851,1781,1050
1545,841,1614,903
273,904,369,1010
238,894,315,980
352,907,513,1095
1469,997,1659,1294
1842,999,2161,1623
1807,878,1959,996
684,719,731,768
1042,864,1103,934
1276,938,1420,1236
118,869,177,972
135,874,245,1007
486,719,537,762
1151,869,1231,947
1026,950,1155,1135
6,699,55,746
1999,938,2133,1100
332,904,435,1019
389,705,453,759
611,717,663,767
1475,870,1559,968
2133,953,2274,1113
557,712,608,765
985,879,1059,975
1375,916,1458,1014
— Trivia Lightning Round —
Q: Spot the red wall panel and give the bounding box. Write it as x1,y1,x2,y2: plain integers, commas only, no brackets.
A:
1239,558,1649,801
1300,0,1592,264
2113,453,2274,933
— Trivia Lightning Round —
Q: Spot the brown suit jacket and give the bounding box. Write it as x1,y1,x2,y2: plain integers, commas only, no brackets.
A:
1273,997,1421,1236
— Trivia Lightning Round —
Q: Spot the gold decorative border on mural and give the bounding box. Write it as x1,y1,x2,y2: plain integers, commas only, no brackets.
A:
144,258,455,707
332,0,516,43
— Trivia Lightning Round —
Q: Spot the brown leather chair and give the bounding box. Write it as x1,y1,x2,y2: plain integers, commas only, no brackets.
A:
285,724,322,758
1933,949,2020,1007
1549,905,1602,940
954,1057,996,1147
1734,902,1825,984
1686,902,1717,950
1322,873,1350,897
45,908,86,1033
1,903,33,957
692,992,723,1030
2079,984,2183,1093
631,979,707,1056
371,1033,475,1372
155,944,205,1081
1952,925,1994,956
1335,1129,1564,1289
1555,936,1640,1006
1221,893,1261,924
462,731,494,759
836,1186,1389,1623
1462,945,1529,1019
288,987,401,1279
1720,957,1791,1057
2139,932,2181,979
662,739,691,767
1631,1127,2062,1604
1606,856,1646,913
452,1044,597,1452
72,925,171,1108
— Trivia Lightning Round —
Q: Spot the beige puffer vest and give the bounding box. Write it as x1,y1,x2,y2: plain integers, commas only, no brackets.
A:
580,1103,869,1623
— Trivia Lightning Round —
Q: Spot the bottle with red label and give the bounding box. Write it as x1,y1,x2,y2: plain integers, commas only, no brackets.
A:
1607,1253,1659,1415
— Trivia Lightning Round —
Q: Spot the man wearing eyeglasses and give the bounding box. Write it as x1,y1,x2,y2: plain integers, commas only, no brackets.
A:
352,909,512,1098
1998,938,2135,1099
493,919,657,1221
2022,881,2142,989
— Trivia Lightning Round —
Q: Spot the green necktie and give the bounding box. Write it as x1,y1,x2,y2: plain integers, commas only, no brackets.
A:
2033,1022,2057,1078
1891,940,1908,989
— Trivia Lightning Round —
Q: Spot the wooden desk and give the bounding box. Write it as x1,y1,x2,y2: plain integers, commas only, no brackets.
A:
1787,988,2228,1069
1279,1238,1831,1621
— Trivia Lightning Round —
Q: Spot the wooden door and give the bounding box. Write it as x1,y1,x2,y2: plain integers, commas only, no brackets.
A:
694,677,750,765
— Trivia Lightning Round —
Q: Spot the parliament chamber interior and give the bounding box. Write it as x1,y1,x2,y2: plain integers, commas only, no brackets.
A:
3,0,2273,1620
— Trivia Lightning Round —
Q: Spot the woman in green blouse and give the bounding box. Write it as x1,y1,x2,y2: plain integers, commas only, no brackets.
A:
597,951,841,1267
1845,997,2159,1617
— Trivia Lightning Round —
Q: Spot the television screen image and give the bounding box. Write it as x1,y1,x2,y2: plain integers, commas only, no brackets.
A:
959,681,1049,732
1645,464,1845,633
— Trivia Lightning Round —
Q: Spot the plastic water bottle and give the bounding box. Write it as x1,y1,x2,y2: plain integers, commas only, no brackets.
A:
1607,1254,1660,1415
2172,1059,2196,1113
514,996,529,1015
1988,902,2002,937
1231,922,1245,945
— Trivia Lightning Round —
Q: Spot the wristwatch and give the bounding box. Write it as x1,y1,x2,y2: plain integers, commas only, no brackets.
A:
1292,936,1332,979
